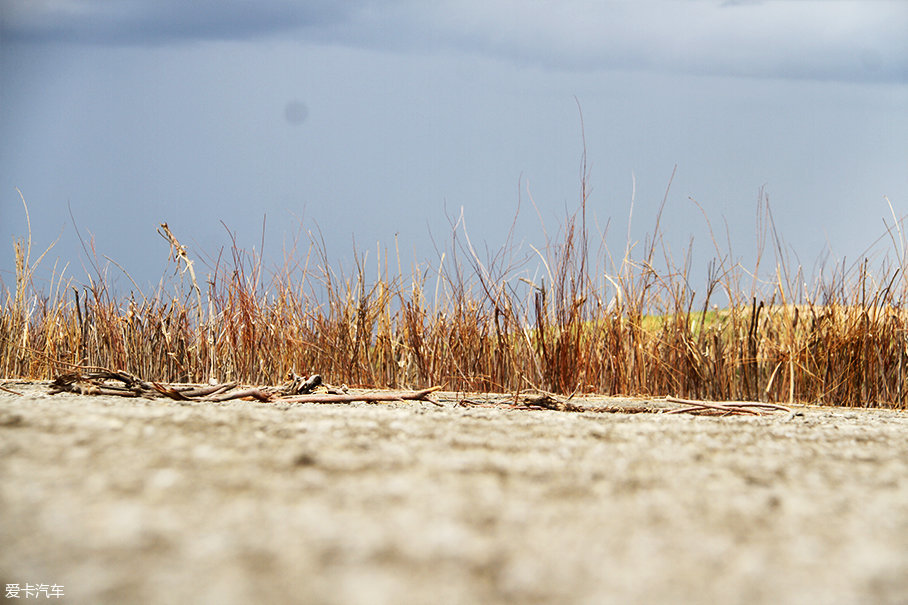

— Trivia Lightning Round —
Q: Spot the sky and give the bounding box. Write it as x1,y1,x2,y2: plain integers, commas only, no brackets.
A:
1,0,907,299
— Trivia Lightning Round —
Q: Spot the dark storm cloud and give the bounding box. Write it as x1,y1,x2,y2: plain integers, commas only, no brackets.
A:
0,0,360,45
2,0,906,83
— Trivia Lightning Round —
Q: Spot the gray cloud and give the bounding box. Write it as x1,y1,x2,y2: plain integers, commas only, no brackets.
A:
414,0,908,83
1,0,356,44
2,0,906,83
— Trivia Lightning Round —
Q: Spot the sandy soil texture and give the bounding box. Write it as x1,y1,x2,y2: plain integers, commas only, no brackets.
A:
1,383,907,604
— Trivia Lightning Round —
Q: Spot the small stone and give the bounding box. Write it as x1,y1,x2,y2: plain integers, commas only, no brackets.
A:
0,412,24,427
292,451,317,467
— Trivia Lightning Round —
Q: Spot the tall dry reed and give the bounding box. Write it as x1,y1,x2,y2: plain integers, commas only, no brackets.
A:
2,185,907,409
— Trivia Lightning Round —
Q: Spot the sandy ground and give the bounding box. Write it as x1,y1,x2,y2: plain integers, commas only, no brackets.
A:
1,382,907,605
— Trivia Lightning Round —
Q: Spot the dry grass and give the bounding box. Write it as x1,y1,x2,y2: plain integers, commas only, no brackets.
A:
2,183,907,409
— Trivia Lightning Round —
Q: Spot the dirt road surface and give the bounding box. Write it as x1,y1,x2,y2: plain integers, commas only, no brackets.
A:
1,383,907,604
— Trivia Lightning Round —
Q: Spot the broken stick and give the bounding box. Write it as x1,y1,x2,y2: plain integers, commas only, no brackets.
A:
277,386,443,405
665,396,791,416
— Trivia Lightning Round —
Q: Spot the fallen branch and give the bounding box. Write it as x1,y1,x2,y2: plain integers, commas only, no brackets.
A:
45,363,441,406
51,369,155,396
665,396,792,416
178,382,239,398
520,393,585,412
281,372,323,395
150,383,193,400
57,367,789,416
207,387,274,402
277,386,443,405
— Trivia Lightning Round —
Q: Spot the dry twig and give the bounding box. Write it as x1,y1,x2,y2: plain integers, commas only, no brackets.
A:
49,367,442,406
277,386,443,405
665,396,792,416
0,383,23,396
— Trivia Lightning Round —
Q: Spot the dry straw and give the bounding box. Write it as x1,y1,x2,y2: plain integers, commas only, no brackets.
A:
2,179,907,409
